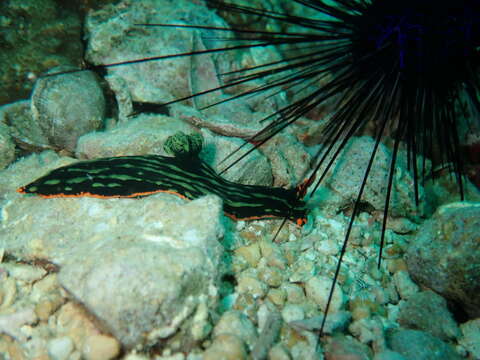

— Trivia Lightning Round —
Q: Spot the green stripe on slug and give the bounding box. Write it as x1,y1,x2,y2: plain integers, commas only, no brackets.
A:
17,132,308,225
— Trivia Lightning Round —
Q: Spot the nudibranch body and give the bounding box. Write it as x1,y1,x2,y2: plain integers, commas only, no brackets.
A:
18,132,308,225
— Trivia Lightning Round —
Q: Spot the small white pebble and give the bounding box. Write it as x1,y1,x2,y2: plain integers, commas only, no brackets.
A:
281,304,305,323
82,334,120,360
47,336,75,360
305,276,345,312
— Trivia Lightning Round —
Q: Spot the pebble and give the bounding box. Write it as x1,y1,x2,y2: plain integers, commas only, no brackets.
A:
305,276,345,312
47,336,75,360
35,295,64,321
282,283,306,304
324,334,373,360
235,243,261,268
316,239,340,256
386,259,408,274
2,263,47,283
0,276,16,309
267,288,286,306
268,344,292,360
259,241,287,270
258,266,283,287
203,334,247,360
281,304,305,323
213,310,258,349
288,311,352,335
237,273,268,298
81,334,121,360
349,317,386,348
392,271,419,300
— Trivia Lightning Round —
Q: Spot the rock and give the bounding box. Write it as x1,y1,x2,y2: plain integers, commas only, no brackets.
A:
0,308,36,341
75,114,196,159
0,275,16,310
349,317,386,349
199,127,273,186
0,150,75,197
257,131,311,187
1,190,225,349
47,336,75,360
31,66,105,152
267,288,287,306
406,202,480,318
392,271,419,300
85,0,221,105
251,309,282,360
235,242,261,268
288,311,352,335
305,275,345,313
398,291,461,341
75,114,273,186
212,310,258,349
203,333,247,360
268,344,292,360
258,266,284,288
259,240,288,270
0,100,50,153
282,283,306,304
237,271,268,298
0,123,15,169
387,329,461,360
82,334,121,360
282,304,305,323
459,318,480,359
324,334,373,360
320,136,426,219
55,302,104,352
1,263,46,283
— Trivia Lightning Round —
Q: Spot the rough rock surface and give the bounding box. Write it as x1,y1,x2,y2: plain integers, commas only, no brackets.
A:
0,100,51,153
76,114,196,159
324,334,373,360
320,136,426,219
406,202,480,318
31,67,105,152
459,318,480,359
0,123,15,169
76,114,273,186
397,291,461,341
387,329,461,360
1,175,225,348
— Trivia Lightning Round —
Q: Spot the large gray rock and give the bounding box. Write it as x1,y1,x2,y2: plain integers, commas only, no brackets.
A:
1,171,225,349
406,202,480,318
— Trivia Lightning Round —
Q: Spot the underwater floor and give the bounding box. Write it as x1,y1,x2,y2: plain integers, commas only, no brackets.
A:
0,1,480,359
